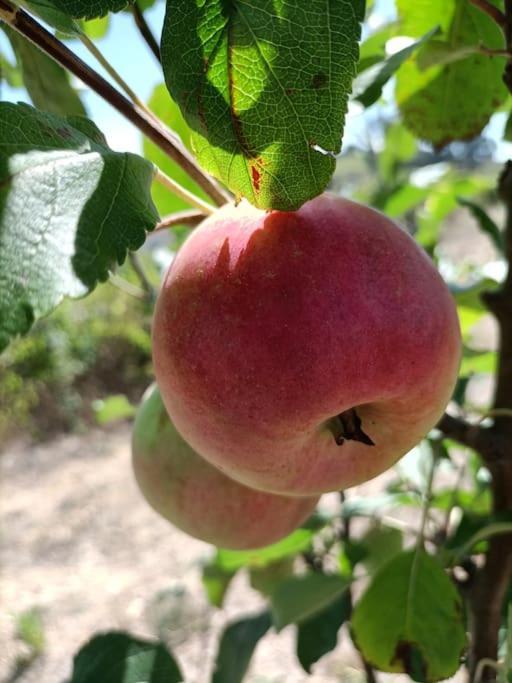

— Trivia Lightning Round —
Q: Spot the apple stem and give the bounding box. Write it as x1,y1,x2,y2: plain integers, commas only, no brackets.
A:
331,408,375,447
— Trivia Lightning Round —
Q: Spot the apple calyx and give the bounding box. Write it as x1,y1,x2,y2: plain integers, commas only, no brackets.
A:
330,408,375,447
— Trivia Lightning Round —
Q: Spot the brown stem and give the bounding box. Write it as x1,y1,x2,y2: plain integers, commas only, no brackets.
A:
131,1,161,64
436,413,507,462
339,492,379,683
128,253,154,302
154,210,205,232
468,162,512,682
469,0,506,28
0,0,229,207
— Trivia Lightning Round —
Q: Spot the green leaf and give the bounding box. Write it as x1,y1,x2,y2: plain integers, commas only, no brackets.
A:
144,84,208,218
504,111,512,142
416,40,478,71
383,184,429,217
457,197,504,254
0,46,23,87
396,0,507,148
6,29,86,117
23,0,82,34
70,631,183,683
202,563,235,609
92,394,135,425
352,550,466,681
378,122,418,182
451,278,499,312
47,0,133,19
357,23,398,73
460,348,496,376
271,573,349,631
162,0,361,210
211,611,272,683
249,557,294,597
82,16,110,39
360,524,404,574
212,528,315,573
0,103,158,352
296,591,351,673
353,28,438,108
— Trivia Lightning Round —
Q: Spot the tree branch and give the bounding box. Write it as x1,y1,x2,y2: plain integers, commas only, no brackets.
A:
131,1,161,64
437,413,508,463
468,161,512,682
0,0,230,208
469,0,506,28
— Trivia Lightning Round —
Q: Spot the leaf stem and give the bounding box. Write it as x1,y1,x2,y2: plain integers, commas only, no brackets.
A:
154,169,215,215
154,209,205,232
131,1,160,64
0,0,230,207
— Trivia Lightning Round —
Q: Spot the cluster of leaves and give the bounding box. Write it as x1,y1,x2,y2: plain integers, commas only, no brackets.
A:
2,0,512,681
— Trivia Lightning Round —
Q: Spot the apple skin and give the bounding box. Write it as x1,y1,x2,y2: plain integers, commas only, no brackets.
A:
153,193,461,497
131,384,319,549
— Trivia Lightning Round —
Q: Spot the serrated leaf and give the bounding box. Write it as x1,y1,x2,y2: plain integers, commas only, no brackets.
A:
297,591,351,673
396,0,507,148
0,103,158,352
353,28,438,108
47,0,133,19
457,197,504,254
162,0,360,210
352,550,466,681
70,631,183,683
271,573,349,631
6,29,86,117
211,611,272,683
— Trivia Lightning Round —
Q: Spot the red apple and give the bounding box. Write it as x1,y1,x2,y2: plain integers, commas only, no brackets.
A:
131,384,319,549
153,194,461,496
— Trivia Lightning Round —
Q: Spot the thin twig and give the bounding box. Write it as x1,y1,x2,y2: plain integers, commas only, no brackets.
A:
128,253,155,302
469,0,507,27
131,1,160,64
108,273,146,299
154,169,215,215
154,210,205,232
0,0,230,207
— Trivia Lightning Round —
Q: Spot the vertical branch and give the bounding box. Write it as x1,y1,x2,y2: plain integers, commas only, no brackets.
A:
468,162,512,682
131,1,161,64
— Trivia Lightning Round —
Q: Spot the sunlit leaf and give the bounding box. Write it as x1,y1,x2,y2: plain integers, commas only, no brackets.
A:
162,0,361,210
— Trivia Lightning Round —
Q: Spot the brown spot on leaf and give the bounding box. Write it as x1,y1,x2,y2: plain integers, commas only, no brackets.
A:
251,165,261,193
311,73,328,89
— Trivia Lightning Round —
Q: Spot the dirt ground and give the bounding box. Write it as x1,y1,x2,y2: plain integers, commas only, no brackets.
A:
1,422,470,683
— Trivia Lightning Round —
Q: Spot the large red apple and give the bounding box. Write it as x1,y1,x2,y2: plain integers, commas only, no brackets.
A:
132,384,319,549
153,194,461,496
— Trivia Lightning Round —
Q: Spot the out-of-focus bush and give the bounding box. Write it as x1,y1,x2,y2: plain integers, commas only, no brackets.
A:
0,279,153,444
